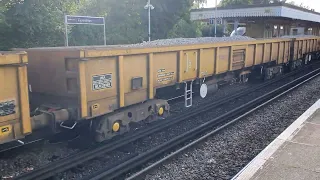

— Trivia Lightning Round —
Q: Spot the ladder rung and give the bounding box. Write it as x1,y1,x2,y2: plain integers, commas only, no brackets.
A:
185,81,193,108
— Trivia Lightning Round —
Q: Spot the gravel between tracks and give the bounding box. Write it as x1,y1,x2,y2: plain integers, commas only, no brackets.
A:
143,73,320,180
0,143,78,179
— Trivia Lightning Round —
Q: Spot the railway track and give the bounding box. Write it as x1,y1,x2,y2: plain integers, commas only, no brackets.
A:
86,67,320,180
13,62,320,180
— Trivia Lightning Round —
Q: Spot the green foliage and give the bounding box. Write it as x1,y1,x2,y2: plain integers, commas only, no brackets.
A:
167,19,203,38
201,24,227,37
0,0,83,50
219,0,253,7
0,0,206,50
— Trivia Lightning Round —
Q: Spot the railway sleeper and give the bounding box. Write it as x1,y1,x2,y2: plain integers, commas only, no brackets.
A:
93,99,169,142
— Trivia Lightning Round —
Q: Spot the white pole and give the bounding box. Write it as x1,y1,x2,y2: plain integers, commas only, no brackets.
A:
214,0,217,37
148,0,151,42
65,15,69,46
103,18,106,45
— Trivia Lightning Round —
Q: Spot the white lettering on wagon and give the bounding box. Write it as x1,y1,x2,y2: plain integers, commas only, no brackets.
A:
92,74,112,91
157,69,175,84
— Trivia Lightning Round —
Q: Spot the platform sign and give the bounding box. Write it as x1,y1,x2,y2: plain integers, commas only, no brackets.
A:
64,15,106,46
66,15,105,25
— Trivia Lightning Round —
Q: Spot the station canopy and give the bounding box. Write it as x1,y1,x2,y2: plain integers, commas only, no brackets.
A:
190,2,320,38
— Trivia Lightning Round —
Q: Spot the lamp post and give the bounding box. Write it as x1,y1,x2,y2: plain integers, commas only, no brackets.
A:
144,0,154,42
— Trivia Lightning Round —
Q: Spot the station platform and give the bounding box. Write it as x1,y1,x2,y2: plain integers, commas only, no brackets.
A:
232,99,320,180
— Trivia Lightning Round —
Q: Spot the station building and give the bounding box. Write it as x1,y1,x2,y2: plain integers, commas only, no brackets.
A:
190,2,320,38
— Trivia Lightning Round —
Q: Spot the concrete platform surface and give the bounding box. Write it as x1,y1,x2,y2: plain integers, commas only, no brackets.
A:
232,99,320,180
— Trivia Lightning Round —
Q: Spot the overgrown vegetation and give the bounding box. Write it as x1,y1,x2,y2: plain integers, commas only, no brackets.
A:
0,0,208,50
0,0,308,50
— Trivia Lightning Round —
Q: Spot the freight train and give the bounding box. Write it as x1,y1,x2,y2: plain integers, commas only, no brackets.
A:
1,35,320,146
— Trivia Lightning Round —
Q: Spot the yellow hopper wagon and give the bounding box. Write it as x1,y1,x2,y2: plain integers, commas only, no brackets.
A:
0,35,320,145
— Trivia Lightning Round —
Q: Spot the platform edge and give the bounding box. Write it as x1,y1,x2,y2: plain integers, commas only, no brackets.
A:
231,99,320,180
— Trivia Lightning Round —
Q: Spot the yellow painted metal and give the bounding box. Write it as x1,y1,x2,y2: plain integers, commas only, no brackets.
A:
123,54,147,106
266,43,272,63
18,66,31,134
263,43,267,63
180,50,198,81
307,40,310,52
178,51,184,82
246,45,254,67
0,125,12,137
0,52,27,65
112,122,120,132
0,51,30,143
24,36,320,123
153,52,177,87
245,45,249,67
294,41,298,60
232,45,247,50
199,48,215,78
80,50,85,58
229,46,234,71
253,44,257,65
277,42,282,63
148,53,154,99
198,49,203,77
231,46,246,70
216,47,229,73
78,61,88,118
215,47,219,74
85,56,118,118
304,40,306,55
254,44,260,65
297,40,300,59
0,67,18,124
284,41,289,63
270,43,273,61
118,56,125,107
83,39,293,58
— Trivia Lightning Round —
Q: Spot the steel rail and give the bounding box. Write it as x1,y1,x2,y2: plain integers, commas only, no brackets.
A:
14,62,319,180
85,67,320,180
126,69,320,180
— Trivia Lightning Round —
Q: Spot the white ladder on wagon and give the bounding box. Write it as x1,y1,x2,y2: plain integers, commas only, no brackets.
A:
184,81,193,108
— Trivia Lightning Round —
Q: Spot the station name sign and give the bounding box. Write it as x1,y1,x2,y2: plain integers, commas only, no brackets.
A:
65,15,105,25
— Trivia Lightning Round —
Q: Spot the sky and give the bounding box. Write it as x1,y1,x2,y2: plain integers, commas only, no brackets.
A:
204,0,320,12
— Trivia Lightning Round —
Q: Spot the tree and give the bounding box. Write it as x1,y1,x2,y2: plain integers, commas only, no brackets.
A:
220,0,253,7
69,0,206,45
0,0,84,50
201,24,226,37
167,18,203,38
0,0,207,50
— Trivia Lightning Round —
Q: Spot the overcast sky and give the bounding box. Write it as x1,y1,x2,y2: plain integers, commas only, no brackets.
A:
205,0,320,12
